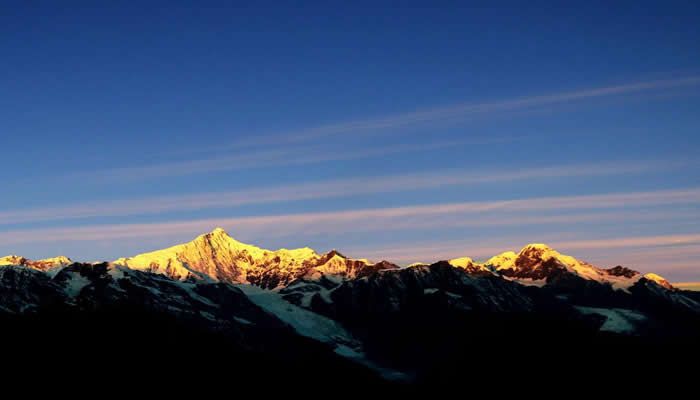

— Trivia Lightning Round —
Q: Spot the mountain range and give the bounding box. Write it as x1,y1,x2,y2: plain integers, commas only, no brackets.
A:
2,228,699,388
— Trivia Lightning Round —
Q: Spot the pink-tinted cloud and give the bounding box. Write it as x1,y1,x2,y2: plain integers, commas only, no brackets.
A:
2,161,695,225
58,137,485,184
1,195,698,246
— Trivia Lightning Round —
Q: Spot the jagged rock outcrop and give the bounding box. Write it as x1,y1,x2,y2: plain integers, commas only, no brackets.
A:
605,265,639,278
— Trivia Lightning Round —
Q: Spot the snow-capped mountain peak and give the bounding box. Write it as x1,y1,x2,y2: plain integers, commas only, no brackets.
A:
520,243,555,252
448,257,475,267
480,243,674,291
114,228,314,284
516,243,566,262
643,273,674,290
211,227,227,236
485,251,517,269
113,228,391,289
0,255,27,266
447,257,493,275
39,256,72,265
0,254,72,270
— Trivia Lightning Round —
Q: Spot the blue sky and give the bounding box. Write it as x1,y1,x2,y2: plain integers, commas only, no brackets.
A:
2,1,700,281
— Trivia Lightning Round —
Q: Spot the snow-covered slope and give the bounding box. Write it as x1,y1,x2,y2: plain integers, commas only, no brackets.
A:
236,283,364,355
114,228,396,288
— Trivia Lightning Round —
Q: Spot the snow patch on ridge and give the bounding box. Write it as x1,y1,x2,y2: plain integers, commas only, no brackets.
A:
236,284,361,349
504,277,548,287
62,272,91,297
575,306,647,334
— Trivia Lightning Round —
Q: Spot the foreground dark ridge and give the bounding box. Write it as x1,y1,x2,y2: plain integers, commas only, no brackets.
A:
2,228,700,388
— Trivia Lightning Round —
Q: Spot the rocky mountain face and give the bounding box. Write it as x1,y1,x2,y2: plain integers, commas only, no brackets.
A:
2,228,700,387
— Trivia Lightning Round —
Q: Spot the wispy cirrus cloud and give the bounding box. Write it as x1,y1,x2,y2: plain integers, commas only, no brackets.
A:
552,236,700,251
2,189,699,247
38,76,700,185
55,136,501,184
2,160,695,225
195,76,700,151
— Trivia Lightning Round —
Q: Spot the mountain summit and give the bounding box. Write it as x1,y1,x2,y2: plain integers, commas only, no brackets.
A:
478,243,672,290
113,228,396,288
0,255,72,271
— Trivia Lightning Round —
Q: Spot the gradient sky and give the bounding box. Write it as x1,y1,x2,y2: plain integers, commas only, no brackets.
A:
2,1,700,281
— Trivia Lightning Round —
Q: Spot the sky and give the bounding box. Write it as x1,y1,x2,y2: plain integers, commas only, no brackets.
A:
2,1,700,281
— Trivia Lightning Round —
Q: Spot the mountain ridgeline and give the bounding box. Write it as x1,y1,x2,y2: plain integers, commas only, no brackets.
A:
2,228,699,389
112,228,398,288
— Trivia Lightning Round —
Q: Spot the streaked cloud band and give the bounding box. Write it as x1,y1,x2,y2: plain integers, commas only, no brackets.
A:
2,160,693,225
2,188,699,246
